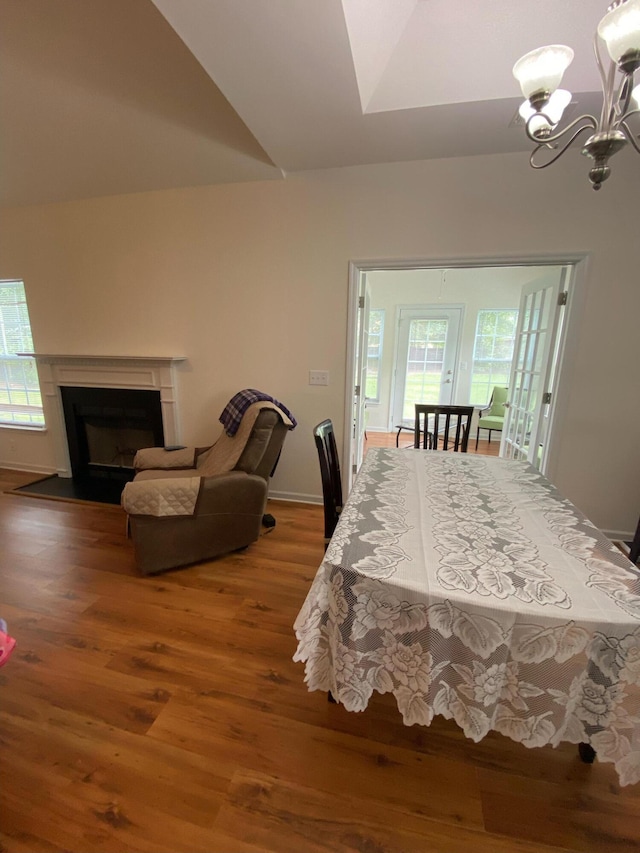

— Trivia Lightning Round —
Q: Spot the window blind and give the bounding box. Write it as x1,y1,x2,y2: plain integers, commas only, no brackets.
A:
0,280,44,426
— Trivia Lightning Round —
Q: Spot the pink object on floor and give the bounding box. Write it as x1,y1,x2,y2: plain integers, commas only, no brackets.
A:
0,630,16,666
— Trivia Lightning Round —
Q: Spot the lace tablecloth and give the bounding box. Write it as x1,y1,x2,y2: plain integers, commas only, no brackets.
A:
294,449,640,786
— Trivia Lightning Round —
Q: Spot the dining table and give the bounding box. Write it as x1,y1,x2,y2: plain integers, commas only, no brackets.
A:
293,448,640,786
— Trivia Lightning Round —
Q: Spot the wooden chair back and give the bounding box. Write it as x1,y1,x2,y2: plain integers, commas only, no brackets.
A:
313,419,343,546
414,404,474,452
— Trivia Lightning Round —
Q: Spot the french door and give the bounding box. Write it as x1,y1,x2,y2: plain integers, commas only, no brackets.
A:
501,274,566,468
392,307,462,426
352,276,370,473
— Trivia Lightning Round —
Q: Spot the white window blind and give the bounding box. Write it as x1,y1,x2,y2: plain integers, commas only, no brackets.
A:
0,280,44,426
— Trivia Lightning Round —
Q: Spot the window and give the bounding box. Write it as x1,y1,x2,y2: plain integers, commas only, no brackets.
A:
365,309,384,401
0,280,44,426
470,309,519,405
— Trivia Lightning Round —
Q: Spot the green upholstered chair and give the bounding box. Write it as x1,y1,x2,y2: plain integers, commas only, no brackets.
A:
475,386,508,450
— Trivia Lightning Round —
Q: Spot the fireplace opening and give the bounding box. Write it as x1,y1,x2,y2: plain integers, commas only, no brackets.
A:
61,386,164,485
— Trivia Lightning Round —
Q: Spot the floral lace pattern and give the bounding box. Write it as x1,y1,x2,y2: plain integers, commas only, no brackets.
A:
425,455,573,609
294,449,640,786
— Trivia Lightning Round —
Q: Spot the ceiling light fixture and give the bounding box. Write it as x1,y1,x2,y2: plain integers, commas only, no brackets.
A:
512,0,640,189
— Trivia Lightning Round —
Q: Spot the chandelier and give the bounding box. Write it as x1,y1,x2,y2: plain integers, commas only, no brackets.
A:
512,0,640,190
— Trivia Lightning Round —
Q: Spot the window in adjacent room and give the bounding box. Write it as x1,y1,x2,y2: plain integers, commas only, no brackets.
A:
470,308,519,405
0,280,44,426
365,309,384,402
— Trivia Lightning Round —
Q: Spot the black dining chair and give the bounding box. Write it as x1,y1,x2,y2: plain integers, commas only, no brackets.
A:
629,516,640,565
314,418,345,704
313,419,343,548
414,404,474,452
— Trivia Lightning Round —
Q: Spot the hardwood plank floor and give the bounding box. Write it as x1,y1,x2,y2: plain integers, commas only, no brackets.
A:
0,465,639,852
365,430,501,455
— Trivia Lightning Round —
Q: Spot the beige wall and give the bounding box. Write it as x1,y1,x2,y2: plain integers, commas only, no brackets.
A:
0,151,638,535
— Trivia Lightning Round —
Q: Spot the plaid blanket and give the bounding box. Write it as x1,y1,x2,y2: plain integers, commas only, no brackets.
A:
219,389,297,437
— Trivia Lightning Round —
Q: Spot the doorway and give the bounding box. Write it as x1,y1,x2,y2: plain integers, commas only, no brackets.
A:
345,256,586,490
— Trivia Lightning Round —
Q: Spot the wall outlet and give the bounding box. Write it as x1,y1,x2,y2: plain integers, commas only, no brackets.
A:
309,370,329,386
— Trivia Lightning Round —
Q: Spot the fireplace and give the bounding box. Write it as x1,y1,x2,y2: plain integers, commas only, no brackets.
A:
60,386,164,484
15,354,186,503
19,353,185,472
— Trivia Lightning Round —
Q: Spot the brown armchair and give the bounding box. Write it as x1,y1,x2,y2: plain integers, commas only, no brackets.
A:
122,402,291,575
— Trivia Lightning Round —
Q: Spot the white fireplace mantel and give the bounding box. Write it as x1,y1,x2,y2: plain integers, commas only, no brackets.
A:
20,353,187,477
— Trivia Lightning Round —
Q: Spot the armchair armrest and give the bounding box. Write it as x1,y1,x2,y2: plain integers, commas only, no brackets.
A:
122,476,201,517
122,471,268,519
197,471,268,516
133,446,199,471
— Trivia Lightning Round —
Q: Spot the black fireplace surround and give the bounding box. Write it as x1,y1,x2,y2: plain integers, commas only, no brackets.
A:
61,386,164,485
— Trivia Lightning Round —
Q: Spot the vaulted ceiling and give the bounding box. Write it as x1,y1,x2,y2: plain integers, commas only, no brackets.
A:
0,0,609,206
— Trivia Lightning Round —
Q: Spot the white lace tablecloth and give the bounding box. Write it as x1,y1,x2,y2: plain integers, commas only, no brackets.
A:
294,449,640,786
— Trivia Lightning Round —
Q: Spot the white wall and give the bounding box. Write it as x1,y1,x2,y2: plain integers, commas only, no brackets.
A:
1,150,639,535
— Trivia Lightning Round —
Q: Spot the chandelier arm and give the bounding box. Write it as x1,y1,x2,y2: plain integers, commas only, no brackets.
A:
620,107,640,124
525,113,597,146
616,75,636,120
594,32,614,128
620,121,640,154
529,124,597,170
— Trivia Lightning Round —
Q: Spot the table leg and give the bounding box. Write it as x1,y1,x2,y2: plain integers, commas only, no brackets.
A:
578,742,596,763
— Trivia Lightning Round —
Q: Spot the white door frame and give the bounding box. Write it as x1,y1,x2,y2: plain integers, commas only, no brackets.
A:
344,253,590,493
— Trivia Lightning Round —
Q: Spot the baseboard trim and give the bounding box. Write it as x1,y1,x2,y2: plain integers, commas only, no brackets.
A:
269,491,322,505
0,462,56,476
603,528,635,543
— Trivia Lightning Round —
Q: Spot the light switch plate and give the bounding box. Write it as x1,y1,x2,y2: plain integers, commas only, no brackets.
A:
309,370,329,386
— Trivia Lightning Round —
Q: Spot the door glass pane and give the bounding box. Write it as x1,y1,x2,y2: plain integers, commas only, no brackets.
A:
523,293,534,330
365,309,384,400
513,371,525,408
524,333,537,372
534,294,552,371
403,318,447,418
516,331,527,369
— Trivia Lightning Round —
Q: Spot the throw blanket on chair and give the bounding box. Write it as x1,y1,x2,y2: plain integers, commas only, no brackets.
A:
219,389,297,436
199,401,292,476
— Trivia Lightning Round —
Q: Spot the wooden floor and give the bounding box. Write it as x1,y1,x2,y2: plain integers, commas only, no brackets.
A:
365,430,501,455
1,466,639,853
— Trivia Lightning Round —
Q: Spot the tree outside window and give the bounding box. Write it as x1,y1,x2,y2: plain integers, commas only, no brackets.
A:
470,309,519,405
365,309,384,401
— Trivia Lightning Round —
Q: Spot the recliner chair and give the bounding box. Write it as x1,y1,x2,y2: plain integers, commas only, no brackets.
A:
122,402,290,574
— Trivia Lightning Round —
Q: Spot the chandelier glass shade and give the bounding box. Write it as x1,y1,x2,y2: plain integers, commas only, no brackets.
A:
512,0,640,190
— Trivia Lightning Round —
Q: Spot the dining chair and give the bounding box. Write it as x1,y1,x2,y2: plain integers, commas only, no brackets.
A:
414,404,474,452
629,516,640,564
475,386,509,449
313,419,343,547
